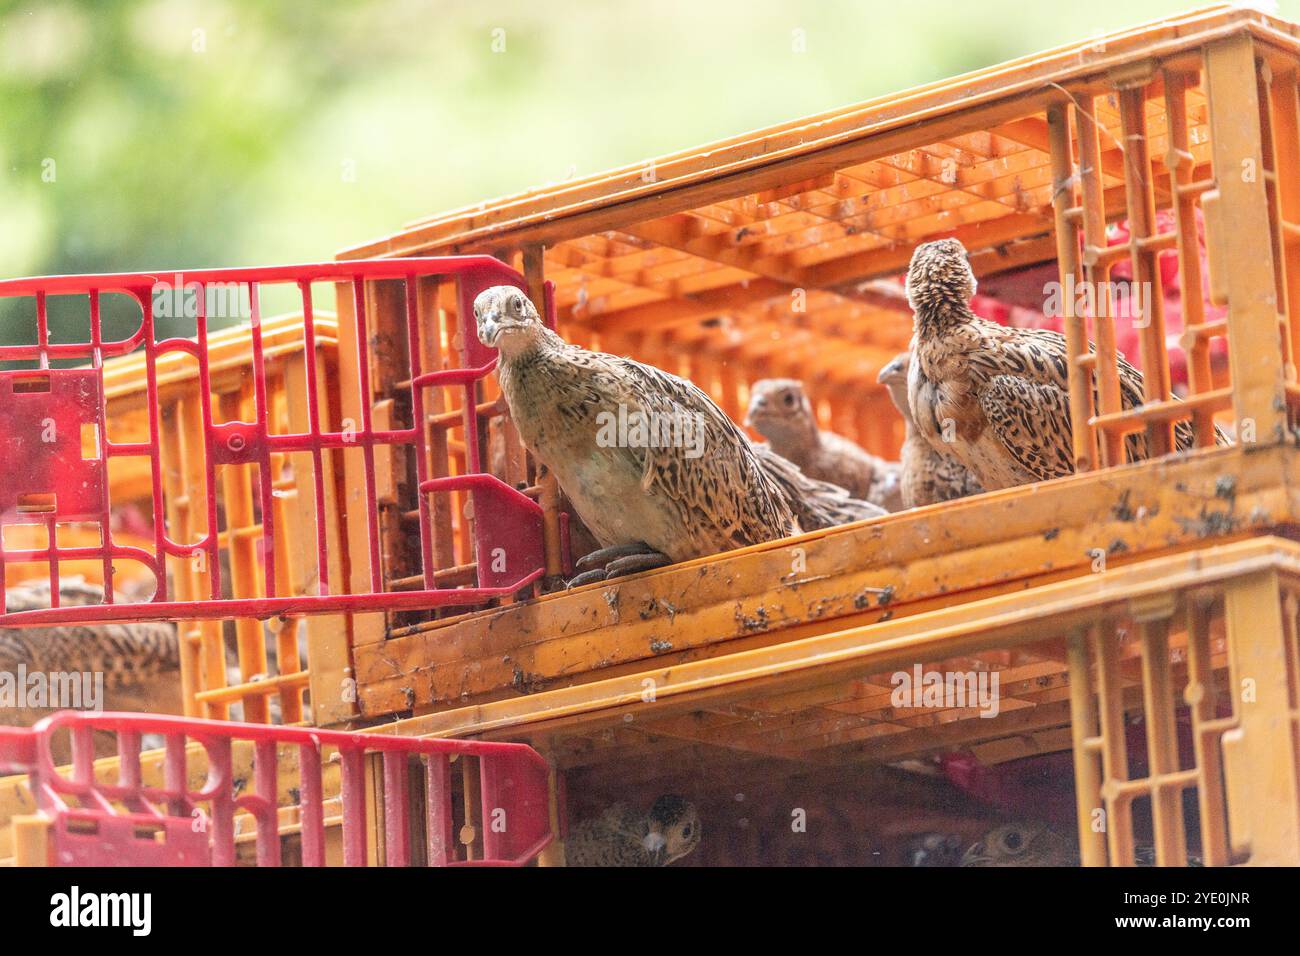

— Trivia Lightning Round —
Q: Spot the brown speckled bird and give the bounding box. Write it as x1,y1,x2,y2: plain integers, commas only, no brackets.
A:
2,579,180,761
915,821,1201,867
905,238,1225,491
959,822,1079,867
565,794,701,867
474,287,884,585
746,378,904,512
877,351,983,508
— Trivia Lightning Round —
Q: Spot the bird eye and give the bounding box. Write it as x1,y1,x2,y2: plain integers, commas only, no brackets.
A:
682,824,693,838
1002,830,1023,851
782,393,796,407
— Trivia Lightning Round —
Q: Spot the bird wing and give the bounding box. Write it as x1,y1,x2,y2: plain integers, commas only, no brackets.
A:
605,355,797,547
3,581,180,690
3,578,107,611
969,324,1228,481
1,621,179,691
994,323,1228,444
977,374,1075,482
754,444,886,529
940,454,985,499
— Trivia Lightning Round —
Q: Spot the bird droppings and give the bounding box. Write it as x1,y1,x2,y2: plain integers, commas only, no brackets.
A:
639,598,680,622
736,604,770,632
1177,506,1240,538
401,686,415,709
1043,527,1060,541
649,638,673,654
1215,474,1237,501
603,588,620,623
511,667,550,694
1108,539,1129,555
807,597,835,619
853,585,895,610
1112,490,1137,523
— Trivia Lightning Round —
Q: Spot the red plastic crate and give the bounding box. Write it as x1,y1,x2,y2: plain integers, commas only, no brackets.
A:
0,710,552,866
0,257,550,627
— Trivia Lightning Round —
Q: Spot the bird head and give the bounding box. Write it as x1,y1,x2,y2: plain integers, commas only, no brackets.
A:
745,378,814,437
643,794,701,865
473,286,543,357
960,821,1077,867
876,351,909,388
876,351,911,418
905,238,977,316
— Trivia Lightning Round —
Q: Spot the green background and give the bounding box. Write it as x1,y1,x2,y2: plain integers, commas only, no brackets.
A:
0,0,1292,343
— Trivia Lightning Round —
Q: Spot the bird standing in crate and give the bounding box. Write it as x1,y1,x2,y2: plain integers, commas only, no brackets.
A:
566,795,701,866
877,352,983,508
746,378,904,512
904,238,1225,491
473,287,885,586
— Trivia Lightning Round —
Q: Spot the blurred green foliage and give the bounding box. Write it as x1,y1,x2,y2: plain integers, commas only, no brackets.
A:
0,0,1294,343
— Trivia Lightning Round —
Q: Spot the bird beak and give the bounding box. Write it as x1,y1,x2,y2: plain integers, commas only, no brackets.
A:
477,313,501,347
476,307,525,348
642,828,667,861
959,842,990,866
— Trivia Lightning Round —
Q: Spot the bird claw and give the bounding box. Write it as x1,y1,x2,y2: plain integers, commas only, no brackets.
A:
574,542,656,573
604,552,671,577
565,568,610,589
566,543,672,587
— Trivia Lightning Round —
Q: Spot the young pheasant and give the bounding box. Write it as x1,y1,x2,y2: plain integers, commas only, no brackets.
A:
566,794,701,867
959,822,1079,867
2,579,180,761
905,238,1223,491
877,351,983,508
474,287,884,585
746,378,904,512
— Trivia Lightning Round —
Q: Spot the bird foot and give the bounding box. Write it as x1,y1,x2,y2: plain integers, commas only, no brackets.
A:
566,543,672,587
574,542,656,572
604,552,672,577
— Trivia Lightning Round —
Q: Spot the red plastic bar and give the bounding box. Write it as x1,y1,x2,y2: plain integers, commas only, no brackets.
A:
0,710,552,867
425,753,453,866
0,256,547,627
383,750,411,867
